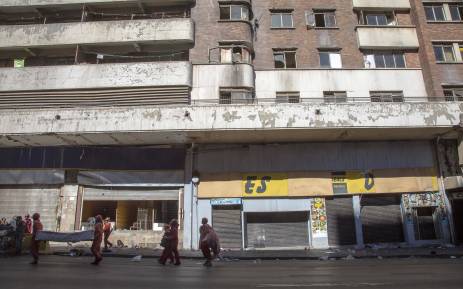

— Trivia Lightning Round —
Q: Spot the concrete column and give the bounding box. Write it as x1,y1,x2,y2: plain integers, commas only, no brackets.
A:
353,195,364,248
182,147,194,250
58,185,79,232
310,198,329,249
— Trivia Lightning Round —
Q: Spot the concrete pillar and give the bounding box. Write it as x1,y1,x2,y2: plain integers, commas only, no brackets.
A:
353,195,364,248
58,185,79,232
182,147,194,250
310,198,329,249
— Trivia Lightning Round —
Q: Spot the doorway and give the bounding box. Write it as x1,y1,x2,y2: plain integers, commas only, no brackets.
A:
452,198,463,243
413,207,438,240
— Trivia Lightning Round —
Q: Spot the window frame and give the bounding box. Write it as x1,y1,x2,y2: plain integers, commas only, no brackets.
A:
275,91,301,104
433,44,457,62
270,11,294,28
273,50,297,69
323,91,347,103
219,45,251,64
370,91,404,103
306,10,337,28
443,87,463,101
219,87,254,104
219,4,250,21
424,5,447,21
364,52,406,68
318,50,342,68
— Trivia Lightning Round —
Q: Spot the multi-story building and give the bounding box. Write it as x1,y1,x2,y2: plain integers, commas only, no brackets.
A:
0,0,461,250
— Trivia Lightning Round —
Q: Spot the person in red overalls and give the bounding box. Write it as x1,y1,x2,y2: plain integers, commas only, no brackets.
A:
90,215,104,265
30,213,43,265
199,217,220,267
159,219,181,266
103,217,113,252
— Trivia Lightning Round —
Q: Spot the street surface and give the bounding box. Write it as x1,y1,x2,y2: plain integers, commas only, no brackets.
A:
0,256,462,289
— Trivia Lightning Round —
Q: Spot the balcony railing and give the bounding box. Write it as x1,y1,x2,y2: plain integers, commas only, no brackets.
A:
191,97,463,105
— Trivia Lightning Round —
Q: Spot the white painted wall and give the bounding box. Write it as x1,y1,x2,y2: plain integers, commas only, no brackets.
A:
192,64,255,100
255,69,427,99
0,62,192,91
356,27,419,49
353,0,411,9
0,18,194,48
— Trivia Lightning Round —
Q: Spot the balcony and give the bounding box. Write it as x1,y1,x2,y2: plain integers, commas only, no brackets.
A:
353,0,411,10
0,18,194,49
0,61,192,108
356,26,419,49
0,0,195,8
0,101,461,147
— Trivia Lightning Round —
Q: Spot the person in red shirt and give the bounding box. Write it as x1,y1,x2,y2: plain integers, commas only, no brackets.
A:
30,213,43,265
103,217,113,252
159,219,181,266
90,215,104,265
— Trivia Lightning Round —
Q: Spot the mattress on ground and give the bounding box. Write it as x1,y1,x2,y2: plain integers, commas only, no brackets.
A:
36,230,94,242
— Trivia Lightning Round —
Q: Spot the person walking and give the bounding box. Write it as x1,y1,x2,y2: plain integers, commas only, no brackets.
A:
159,224,174,264
199,217,220,267
30,213,43,265
103,217,113,252
15,216,26,256
159,219,181,266
90,215,104,265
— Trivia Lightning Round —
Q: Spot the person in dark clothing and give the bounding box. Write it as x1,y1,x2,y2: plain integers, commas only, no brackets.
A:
159,224,174,264
199,217,220,267
91,215,104,265
159,219,181,266
15,216,26,256
24,214,32,234
103,217,113,252
30,213,43,265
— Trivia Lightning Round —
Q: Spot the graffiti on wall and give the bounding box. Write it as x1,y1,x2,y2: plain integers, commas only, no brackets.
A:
311,198,328,238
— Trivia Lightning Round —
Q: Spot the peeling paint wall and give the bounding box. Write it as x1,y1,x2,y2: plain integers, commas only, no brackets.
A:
353,0,411,9
0,62,192,91
357,27,419,49
0,18,194,49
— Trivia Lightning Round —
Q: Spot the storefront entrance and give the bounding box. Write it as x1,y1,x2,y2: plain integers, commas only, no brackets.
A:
452,197,463,243
211,205,242,249
245,211,310,248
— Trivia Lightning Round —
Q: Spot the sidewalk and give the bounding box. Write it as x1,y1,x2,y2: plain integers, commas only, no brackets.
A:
50,245,463,260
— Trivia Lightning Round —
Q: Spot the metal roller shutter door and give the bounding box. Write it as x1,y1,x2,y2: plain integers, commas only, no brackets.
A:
361,195,404,244
326,197,356,247
0,187,60,230
246,211,310,248
212,206,242,249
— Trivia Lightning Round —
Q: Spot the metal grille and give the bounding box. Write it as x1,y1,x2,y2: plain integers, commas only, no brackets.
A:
361,196,404,244
212,206,242,249
326,197,356,247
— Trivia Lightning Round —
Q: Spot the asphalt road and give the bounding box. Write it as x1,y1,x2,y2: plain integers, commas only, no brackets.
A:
0,256,462,289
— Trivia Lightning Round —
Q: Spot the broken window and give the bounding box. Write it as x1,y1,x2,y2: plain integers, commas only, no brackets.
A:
370,91,404,103
443,87,463,101
219,88,254,104
276,92,300,103
220,46,251,64
306,11,336,28
273,50,297,68
324,91,347,103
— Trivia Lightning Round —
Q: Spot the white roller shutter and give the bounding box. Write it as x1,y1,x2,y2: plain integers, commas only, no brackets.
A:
0,187,60,231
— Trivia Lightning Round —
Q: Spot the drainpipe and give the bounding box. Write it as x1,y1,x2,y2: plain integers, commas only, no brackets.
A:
189,142,195,250
435,136,456,244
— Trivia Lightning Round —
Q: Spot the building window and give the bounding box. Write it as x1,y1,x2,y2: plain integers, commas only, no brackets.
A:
271,11,294,28
220,5,249,21
370,91,404,102
424,5,446,21
306,10,337,28
361,11,396,25
220,46,251,64
449,4,463,21
273,50,297,68
433,44,457,62
443,87,463,101
364,52,406,68
323,91,347,103
319,50,342,68
425,4,463,21
219,88,253,104
276,92,300,103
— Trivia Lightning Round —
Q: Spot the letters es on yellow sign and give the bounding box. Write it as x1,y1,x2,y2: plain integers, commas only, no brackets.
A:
242,173,288,197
